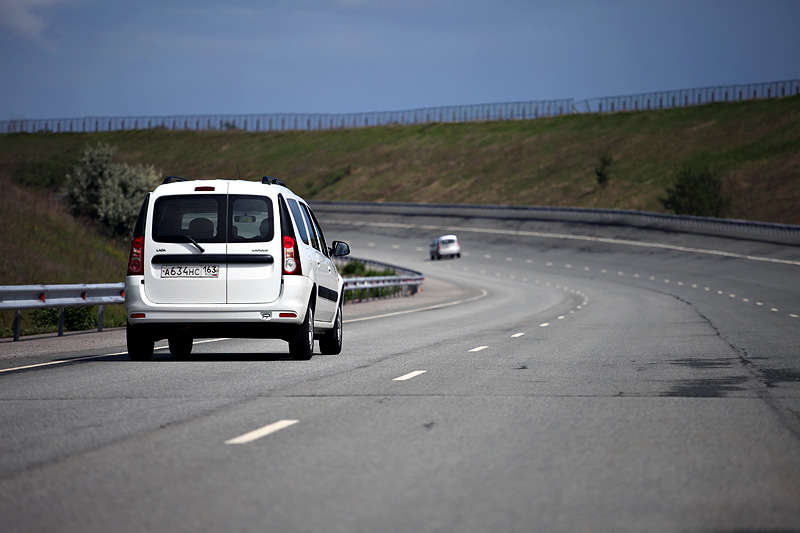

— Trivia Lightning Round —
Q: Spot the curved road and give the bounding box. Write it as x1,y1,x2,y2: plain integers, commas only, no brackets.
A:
1,208,799,532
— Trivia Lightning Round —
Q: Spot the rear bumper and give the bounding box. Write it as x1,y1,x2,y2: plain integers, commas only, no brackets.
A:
125,274,313,332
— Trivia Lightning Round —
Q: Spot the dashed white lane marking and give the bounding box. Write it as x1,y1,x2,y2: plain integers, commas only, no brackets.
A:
511,332,526,338
393,370,427,381
539,323,550,327
225,420,299,445
469,346,489,352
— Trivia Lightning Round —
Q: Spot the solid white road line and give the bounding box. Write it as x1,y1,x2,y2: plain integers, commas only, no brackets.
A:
225,419,299,445
0,355,104,373
393,370,427,381
0,338,232,374
326,219,800,266
344,289,488,323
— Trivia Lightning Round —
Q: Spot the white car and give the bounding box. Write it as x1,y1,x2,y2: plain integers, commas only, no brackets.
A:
430,234,461,260
125,176,350,361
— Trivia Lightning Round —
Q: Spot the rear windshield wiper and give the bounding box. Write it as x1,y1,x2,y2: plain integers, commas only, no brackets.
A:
159,235,206,253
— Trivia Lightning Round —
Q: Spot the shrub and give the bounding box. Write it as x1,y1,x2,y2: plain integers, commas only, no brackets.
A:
65,143,159,237
659,165,731,218
340,260,394,277
32,307,96,332
594,152,613,187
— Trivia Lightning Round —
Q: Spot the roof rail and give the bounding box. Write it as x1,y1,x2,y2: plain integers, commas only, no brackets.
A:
162,176,187,184
262,176,287,187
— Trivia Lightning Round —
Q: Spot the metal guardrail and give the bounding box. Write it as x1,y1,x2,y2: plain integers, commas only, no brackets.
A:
0,283,125,341
0,258,424,341
2,80,797,134
338,256,425,303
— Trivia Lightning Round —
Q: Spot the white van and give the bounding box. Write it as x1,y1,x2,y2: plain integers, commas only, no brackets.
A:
125,177,350,361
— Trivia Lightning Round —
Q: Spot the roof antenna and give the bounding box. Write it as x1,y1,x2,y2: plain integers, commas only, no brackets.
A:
236,163,242,180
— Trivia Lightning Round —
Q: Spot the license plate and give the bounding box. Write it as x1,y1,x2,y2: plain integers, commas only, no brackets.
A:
160,265,219,278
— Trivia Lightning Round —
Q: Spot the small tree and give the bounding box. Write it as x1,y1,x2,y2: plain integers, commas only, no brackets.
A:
659,165,731,218
595,152,613,187
65,143,159,237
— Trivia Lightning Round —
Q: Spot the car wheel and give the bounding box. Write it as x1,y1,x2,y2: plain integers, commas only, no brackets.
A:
319,303,343,355
289,304,314,360
169,337,193,357
127,323,154,361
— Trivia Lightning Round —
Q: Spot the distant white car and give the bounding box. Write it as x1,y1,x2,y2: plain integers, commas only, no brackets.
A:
430,235,461,260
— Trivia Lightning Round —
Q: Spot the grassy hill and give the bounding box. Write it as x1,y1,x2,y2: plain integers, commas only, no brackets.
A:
2,95,799,336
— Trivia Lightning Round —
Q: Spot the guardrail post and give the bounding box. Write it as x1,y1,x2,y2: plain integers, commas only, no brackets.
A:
58,308,65,337
98,305,104,332
14,310,21,341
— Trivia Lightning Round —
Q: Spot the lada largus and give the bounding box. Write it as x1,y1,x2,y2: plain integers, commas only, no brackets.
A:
125,176,350,361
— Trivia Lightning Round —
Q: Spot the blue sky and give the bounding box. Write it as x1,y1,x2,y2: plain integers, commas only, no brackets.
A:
1,0,798,120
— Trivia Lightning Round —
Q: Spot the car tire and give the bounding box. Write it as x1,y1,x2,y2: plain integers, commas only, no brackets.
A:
169,337,193,357
289,304,314,360
319,303,343,355
127,323,154,361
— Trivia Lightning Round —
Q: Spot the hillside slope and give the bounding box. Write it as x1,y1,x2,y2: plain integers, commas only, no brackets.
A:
3,96,799,226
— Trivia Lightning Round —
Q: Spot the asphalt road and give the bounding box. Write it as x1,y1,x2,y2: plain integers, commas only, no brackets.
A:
2,209,799,533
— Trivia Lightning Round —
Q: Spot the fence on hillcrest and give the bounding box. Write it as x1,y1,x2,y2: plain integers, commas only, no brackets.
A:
580,80,800,114
2,80,798,135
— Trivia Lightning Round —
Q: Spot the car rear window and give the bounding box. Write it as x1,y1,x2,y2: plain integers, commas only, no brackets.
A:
152,194,274,243
230,195,274,242
153,195,224,243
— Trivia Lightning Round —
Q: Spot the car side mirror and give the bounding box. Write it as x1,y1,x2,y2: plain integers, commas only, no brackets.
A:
331,241,350,257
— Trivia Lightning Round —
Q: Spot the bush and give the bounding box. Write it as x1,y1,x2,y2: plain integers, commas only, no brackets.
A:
65,142,159,237
32,307,96,332
594,152,613,187
340,260,395,277
658,165,731,218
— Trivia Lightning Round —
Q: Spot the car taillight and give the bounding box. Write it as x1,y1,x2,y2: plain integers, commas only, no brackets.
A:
282,235,301,275
127,235,144,276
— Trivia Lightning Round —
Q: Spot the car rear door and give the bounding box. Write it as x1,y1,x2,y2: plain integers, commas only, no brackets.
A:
225,186,281,304
144,184,228,304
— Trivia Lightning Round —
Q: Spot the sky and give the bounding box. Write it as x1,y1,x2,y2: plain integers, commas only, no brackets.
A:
1,0,798,121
